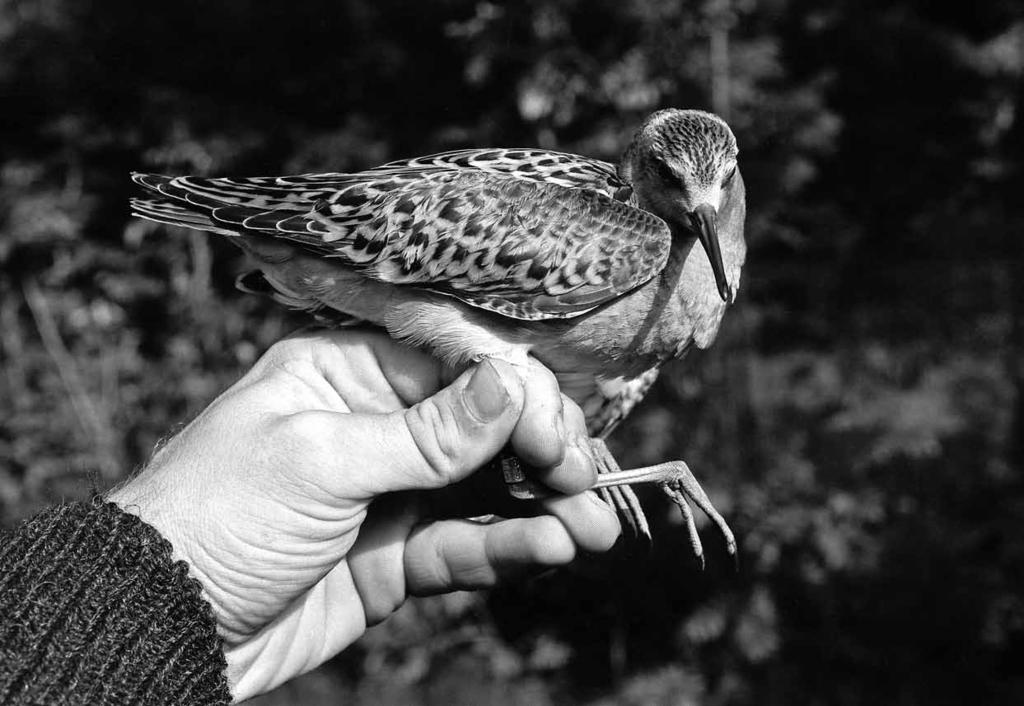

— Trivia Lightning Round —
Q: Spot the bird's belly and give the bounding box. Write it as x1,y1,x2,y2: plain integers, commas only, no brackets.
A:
249,240,725,382
246,247,535,367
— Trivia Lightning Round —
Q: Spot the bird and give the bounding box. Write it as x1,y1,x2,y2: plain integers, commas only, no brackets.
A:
130,108,747,565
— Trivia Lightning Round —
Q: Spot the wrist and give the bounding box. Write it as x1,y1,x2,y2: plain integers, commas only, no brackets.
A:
109,472,223,630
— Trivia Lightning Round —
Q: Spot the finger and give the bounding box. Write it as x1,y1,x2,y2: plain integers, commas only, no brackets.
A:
539,490,621,553
360,334,452,406
347,494,421,625
226,559,368,700
317,359,526,496
415,471,619,553
534,395,596,494
404,515,576,596
509,359,566,469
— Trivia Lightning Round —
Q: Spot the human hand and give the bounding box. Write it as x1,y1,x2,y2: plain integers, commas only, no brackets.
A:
109,330,619,701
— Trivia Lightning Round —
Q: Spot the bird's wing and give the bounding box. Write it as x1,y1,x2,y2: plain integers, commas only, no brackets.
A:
373,148,634,201
132,168,669,320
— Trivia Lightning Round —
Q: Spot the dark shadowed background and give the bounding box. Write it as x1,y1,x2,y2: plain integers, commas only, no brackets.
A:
2,1,1023,703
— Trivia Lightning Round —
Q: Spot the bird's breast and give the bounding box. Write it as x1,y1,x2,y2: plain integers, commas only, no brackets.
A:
532,242,729,379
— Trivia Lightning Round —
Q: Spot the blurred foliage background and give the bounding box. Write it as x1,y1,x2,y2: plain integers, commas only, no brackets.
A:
2,0,1023,703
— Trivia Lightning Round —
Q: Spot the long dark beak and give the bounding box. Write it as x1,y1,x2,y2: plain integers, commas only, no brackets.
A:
689,203,730,302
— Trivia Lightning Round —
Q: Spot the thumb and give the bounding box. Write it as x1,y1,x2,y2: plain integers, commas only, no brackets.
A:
344,359,525,497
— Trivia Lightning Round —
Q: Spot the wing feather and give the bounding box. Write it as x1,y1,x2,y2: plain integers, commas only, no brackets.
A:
374,148,631,200
131,162,666,320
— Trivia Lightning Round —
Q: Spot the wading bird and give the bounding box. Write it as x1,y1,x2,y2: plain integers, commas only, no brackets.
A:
131,108,746,565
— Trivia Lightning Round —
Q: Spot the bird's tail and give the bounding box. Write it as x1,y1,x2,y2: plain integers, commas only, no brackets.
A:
235,269,367,327
130,173,239,236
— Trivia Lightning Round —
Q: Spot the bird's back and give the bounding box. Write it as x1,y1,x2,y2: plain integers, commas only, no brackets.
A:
131,125,744,432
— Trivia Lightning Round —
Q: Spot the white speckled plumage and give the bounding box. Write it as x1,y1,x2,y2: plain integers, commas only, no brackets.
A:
131,108,747,546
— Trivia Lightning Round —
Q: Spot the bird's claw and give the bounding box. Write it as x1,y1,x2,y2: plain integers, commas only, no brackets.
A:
497,444,736,567
656,461,737,568
660,478,705,568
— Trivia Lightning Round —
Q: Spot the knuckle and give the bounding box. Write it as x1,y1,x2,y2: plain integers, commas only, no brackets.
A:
261,334,333,376
412,534,455,595
403,538,454,598
270,411,333,455
404,399,465,486
540,364,559,387
262,337,306,366
531,360,560,391
561,396,588,432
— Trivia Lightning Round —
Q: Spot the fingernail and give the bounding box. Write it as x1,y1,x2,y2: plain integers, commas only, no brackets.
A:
571,432,594,458
464,360,509,422
554,444,596,491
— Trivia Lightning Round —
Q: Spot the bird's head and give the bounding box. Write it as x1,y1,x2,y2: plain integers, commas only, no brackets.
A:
620,109,740,302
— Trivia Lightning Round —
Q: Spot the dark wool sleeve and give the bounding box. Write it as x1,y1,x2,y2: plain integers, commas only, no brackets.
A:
0,500,231,705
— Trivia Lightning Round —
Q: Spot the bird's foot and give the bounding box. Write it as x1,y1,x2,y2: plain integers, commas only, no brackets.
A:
497,440,737,562
498,446,736,564
589,438,651,542
496,441,652,541
593,459,737,569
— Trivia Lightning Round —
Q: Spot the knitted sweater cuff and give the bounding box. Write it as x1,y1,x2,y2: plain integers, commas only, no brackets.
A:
0,499,231,705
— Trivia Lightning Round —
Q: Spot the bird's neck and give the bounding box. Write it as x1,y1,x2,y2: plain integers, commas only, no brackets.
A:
539,237,742,379
661,240,734,351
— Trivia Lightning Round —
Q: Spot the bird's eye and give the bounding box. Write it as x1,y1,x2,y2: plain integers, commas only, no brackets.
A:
723,165,737,184
654,159,681,188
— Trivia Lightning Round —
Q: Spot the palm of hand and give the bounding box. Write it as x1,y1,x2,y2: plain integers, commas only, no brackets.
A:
111,331,618,700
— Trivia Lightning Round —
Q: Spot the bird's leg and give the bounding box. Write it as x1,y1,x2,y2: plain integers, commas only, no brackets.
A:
497,439,735,566
592,456,737,567
590,439,651,541
496,443,652,540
